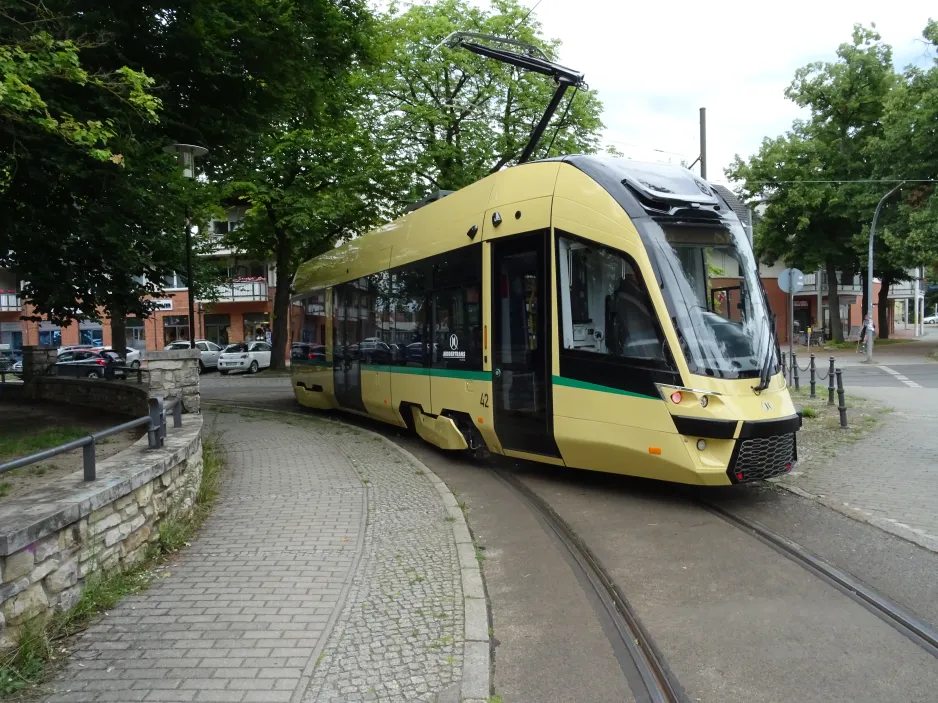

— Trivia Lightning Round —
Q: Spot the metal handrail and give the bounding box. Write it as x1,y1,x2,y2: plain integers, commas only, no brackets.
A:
0,395,183,481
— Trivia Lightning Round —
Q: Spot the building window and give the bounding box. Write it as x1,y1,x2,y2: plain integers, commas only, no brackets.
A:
243,313,269,342
162,272,187,289
79,325,103,346
39,330,62,346
163,315,189,346
125,318,146,351
204,314,231,347
213,220,229,235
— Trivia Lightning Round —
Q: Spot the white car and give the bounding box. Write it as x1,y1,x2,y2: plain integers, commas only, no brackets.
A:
164,339,222,372
218,341,272,375
924,315,938,325
94,346,143,368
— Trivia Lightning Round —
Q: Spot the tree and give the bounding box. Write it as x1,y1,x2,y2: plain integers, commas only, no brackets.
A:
215,2,379,369
374,0,605,198
0,1,206,343
728,25,895,342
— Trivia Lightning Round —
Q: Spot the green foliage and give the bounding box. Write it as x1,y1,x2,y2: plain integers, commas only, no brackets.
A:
728,25,897,342
375,0,605,195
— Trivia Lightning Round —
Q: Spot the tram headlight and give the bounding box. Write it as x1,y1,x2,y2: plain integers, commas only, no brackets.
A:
696,439,707,451
700,395,709,408
670,391,682,404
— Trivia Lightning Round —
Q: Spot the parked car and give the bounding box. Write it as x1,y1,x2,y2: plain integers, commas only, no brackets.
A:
291,343,326,363
164,339,222,372
0,344,14,373
93,346,142,368
924,315,938,325
54,349,125,379
57,345,94,356
218,341,272,374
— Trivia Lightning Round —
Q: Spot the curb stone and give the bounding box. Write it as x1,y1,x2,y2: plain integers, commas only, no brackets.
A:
374,434,492,703
205,402,493,701
774,481,938,554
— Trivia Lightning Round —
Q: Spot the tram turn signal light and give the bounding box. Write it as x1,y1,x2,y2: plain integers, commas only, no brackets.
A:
648,447,661,455
670,391,682,404
736,472,744,480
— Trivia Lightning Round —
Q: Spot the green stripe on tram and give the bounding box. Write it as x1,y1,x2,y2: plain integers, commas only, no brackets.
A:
551,375,658,401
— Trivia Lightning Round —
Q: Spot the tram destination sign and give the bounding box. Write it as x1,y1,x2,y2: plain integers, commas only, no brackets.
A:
778,268,804,294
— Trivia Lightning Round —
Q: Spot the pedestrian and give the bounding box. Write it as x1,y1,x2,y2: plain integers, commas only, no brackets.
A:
265,325,272,345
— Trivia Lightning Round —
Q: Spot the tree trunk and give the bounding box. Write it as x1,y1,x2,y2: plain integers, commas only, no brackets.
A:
110,310,127,357
270,230,294,370
878,278,891,339
825,259,844,343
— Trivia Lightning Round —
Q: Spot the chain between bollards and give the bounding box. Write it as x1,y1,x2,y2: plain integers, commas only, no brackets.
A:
835,368,848,428
792,352,800,391
809,354,816,398
827,357,835,405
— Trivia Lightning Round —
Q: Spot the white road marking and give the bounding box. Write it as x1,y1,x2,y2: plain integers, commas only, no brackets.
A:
877,365,922,388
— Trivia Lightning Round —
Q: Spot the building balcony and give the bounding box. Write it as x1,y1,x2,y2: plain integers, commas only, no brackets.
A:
0,292,21,312
798,273,862,295
199,279,268,303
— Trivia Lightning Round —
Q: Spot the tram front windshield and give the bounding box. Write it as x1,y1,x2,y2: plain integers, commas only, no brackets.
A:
644,219,772,379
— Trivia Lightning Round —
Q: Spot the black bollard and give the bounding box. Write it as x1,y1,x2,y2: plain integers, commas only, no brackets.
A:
782,351,788,385
827,356,835,406
792,352,800,391
836,368,848,428
809,354,816,398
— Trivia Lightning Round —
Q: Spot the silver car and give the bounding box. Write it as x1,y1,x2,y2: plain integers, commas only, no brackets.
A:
164,339,222,373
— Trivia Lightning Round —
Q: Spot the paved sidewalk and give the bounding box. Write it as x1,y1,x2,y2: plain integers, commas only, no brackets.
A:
43,408,486,702
779,385,938,553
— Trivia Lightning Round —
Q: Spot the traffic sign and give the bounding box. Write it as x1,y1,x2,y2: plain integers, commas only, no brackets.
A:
778,267,804,294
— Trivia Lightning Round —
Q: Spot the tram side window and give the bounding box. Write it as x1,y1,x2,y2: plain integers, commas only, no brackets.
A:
392,262,430,367
557,235,664,363
432,287,482,369
291,289,327,364
361,272,393,365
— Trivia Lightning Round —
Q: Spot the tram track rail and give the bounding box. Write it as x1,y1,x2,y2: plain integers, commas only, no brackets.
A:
697,499,938,658
492,467,686,703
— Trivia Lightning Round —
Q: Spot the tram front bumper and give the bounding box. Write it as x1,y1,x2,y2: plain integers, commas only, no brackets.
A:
672,413,802,484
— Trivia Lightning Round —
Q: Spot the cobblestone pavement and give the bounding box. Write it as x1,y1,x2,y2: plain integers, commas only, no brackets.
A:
43,408,467,702
779,384,938,552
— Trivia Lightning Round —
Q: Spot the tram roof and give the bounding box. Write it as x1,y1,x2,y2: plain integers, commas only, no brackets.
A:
293,155,734,295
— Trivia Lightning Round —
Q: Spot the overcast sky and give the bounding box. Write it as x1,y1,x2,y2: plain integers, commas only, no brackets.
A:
524,0,936,184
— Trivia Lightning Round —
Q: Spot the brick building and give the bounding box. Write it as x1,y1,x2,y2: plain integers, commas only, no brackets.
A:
0,208,280,354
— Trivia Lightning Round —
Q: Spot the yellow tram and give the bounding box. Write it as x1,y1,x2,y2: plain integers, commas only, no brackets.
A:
290,156,800,486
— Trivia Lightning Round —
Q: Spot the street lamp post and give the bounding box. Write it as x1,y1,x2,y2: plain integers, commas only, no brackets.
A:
163,144,208,349
865,182,905,364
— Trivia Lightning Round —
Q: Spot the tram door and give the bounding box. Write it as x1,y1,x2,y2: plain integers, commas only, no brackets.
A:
491,231,560,457
333,283,366,411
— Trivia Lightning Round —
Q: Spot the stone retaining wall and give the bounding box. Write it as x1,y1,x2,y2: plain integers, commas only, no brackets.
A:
26,376,149,418
146,349,200,413
0,416,203,648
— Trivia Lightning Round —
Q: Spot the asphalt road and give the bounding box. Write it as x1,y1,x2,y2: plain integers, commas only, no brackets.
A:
202,374,938,702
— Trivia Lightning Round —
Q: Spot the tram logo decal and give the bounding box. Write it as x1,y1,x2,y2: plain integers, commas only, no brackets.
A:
443,334,465,360
762,401,773,412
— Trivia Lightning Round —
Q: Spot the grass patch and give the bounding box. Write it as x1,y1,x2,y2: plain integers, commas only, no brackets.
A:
0,482,10,499
444,514,456,522
487,696,505,703
822,340,854,350
784,387,889,479
0,433,227,696
0,426,88,462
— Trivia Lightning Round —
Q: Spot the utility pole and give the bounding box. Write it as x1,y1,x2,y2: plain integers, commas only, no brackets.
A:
866,182,904,363
699,107,707,180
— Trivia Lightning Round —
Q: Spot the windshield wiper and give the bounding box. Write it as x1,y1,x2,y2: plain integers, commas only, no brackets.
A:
752,313,778,393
